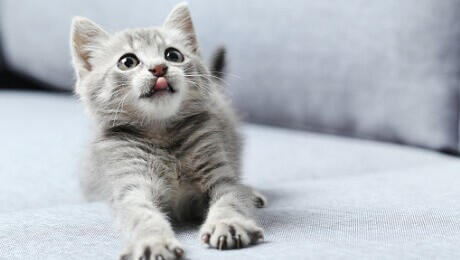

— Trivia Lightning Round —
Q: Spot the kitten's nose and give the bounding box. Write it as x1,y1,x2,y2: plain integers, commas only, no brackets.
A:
150,64,168,77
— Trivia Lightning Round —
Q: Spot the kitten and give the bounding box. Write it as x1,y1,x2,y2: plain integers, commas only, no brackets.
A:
70,2,266,259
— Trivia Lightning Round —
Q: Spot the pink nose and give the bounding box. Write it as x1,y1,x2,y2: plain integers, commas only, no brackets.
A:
150,64,168,77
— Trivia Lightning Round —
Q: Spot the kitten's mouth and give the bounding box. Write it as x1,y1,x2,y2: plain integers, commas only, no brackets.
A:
140,77,176,98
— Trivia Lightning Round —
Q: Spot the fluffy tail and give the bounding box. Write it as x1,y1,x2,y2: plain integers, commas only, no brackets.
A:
209,47,226,81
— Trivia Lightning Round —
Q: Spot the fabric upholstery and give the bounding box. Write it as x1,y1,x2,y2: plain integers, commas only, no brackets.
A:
1,91,460,259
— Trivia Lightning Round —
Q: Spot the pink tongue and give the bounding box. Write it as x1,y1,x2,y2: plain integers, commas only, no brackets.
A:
154,77,168,90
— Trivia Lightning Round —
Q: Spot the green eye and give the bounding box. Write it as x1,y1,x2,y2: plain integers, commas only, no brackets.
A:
164,47,184,63
117,53,139,70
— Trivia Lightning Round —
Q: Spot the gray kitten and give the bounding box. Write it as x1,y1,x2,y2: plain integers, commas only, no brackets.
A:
70,2,266,259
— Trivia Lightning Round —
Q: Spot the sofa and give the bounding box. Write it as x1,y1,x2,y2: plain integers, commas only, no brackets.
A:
1,1,459,259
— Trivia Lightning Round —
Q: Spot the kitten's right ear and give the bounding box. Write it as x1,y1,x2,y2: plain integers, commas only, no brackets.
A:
163,2,199,54
70,17,108,76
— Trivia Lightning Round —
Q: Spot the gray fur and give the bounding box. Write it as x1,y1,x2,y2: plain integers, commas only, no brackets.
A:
71,2,266,259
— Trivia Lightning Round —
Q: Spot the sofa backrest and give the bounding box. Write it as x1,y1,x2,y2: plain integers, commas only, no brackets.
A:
1,0,459,154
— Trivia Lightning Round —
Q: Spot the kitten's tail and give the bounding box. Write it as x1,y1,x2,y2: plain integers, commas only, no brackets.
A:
210,47,226,81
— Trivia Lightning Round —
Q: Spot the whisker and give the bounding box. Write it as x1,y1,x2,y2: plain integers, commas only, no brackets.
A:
185,74,231,87
112,92,131,126
207,71,241,79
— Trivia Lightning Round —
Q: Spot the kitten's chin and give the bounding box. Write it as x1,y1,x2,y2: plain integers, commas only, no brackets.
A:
137,94,182,121
134,77,187,121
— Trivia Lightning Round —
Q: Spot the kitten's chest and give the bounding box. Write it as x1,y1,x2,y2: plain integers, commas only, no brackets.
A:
156,152,204,186
144,149,209,222
144,133,212,184
141,139,204,186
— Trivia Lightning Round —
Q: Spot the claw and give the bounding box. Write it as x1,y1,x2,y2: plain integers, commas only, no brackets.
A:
174,248,184,258
142,247,151,260
217,235,227,250
231,235,241,249
155,255,164,260
201,233,211,244
257,231,264,241
249,231,264,244
255,231,264,244
228,225,236,236
255,197,265,208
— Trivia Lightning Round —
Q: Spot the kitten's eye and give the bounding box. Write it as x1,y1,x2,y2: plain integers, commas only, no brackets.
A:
117,53,139,70
164,47,184,63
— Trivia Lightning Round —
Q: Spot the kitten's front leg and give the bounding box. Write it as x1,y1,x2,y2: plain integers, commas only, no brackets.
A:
199,183,264,250
111,175,184,260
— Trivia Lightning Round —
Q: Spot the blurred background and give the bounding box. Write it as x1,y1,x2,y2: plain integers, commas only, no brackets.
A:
1,0,459,153
1,1,460,259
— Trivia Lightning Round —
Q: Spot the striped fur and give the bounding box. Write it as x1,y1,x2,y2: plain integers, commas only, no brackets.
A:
71,3,266,259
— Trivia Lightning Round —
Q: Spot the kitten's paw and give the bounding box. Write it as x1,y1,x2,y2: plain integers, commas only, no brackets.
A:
199,217,264,250
120,236,184,260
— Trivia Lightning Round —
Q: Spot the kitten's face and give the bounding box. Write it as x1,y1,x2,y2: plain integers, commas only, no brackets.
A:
71,3,207,124
90,28,195,121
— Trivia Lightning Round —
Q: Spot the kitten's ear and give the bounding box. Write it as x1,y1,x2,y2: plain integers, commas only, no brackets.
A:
163,2,199,54
70,17,108,76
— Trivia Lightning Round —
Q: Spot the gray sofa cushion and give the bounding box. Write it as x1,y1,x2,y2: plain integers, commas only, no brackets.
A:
1,91,460,259
1,0,459,153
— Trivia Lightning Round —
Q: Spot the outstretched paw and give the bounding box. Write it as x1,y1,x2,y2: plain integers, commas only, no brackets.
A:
199,217,264,250
120,236,184,260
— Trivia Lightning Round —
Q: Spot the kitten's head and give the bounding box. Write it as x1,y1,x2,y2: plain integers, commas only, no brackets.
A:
71,3,212,126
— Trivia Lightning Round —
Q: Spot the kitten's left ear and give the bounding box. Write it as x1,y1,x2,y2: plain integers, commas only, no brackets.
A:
70,17,109,77
163,2,199,54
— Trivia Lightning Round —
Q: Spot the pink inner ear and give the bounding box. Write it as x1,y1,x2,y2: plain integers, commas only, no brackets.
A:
154,77,168,90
